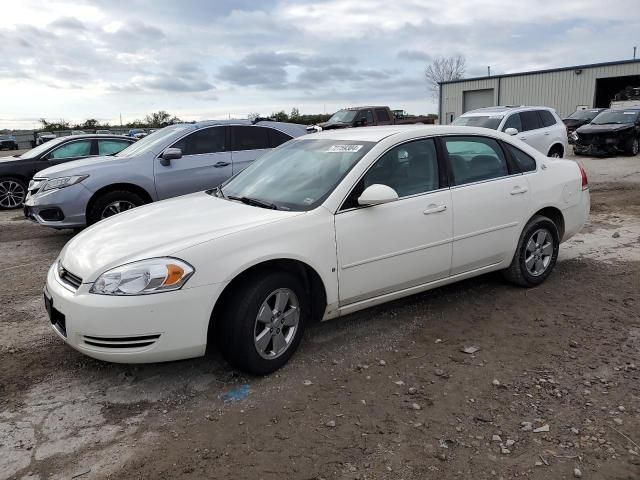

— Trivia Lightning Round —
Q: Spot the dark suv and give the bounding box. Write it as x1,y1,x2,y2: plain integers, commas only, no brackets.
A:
0,134,134,209
573,108,640,156
0,134,19,151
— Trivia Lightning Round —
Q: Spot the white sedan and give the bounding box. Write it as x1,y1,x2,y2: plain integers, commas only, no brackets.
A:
44,126,590,374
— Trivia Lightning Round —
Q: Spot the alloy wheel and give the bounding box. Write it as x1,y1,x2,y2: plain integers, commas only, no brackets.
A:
101,200,136,219
254,288,300,360
525,228,554,276
0,180,26,208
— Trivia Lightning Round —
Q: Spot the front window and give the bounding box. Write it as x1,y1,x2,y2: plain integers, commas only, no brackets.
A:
115,124,192,157
591,110,639,125
50,140,92,159
452,115,502,130
327,110,357,124
219,139,375,211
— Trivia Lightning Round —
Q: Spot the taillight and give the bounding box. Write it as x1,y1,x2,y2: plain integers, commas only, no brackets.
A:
578,163,588,190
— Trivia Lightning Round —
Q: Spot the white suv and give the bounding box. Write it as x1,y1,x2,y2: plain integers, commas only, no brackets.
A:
453,106,568,157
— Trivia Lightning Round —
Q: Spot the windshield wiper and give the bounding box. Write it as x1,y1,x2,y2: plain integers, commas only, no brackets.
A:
228,195,278,210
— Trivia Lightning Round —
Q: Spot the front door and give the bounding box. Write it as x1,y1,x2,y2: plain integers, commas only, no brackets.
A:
154,126,231,199
335,138,452,305
442,135,530,275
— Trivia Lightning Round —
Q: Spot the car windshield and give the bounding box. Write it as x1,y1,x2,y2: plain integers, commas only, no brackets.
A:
327,110,357,123
115,124,192,157
591,110,639,125
452,115,502,129
219,139,375,211
568,110,601,120
17,136,67,159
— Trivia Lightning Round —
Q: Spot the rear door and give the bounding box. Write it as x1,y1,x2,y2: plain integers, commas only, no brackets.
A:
230,126,272,175
443,135,530,274
154,126,231,199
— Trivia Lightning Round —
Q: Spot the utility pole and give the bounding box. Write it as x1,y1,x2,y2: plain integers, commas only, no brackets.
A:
487,66,491,77
119,113,122,126
634,46,637,60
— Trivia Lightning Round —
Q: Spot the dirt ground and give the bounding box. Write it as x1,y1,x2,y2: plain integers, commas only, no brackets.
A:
1,154,639,480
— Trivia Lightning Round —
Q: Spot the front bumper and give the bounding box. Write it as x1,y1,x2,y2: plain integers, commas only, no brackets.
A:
44,262,224,363
573,138,624,156
24,183,93,228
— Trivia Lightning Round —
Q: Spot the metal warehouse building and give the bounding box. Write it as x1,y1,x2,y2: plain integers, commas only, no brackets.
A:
439,59,640,124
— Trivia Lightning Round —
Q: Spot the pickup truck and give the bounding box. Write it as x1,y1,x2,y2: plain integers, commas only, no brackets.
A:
308,106,432,132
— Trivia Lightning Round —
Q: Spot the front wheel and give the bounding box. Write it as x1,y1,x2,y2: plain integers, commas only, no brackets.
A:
0,177,27,209
217,271,308,375
87,190,145,225
624,137,639,156
503,215,560,287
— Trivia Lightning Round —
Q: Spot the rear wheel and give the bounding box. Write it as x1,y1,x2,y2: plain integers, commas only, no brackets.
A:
87,190,145,225
547,145,563,158
503,215,560,287
0,177,27,209
624,137,639,156
217,270,308,375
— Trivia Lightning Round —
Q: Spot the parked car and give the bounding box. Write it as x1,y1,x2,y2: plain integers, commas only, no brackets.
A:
71,130,86,135
95,129,111,134
0,134,19,150
35,132,57,146
452,106,568,157
127,128,147,140
24,121,307,226
572,108,640,156
562,108,605,142
0,134,135,210
43,125,589,374
308,106,432,132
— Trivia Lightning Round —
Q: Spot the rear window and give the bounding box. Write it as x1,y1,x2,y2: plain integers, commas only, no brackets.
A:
232,126,270,151
451,115,502,130
268,129,292,148
520,111,542,131
539,110,557,127
505,144,536,172
375,108,391,122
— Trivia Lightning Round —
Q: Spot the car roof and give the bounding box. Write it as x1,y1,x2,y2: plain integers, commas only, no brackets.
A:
302,125,509,142
461,105,556,117
185,119,308,137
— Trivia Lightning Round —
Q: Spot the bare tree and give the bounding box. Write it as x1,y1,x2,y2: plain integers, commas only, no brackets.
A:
425,55,466,98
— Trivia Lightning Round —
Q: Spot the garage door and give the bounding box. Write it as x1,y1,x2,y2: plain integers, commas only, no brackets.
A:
463,89,495,112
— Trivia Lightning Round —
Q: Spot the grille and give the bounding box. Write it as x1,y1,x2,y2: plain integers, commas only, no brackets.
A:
82,334,160,349
58,264,82,290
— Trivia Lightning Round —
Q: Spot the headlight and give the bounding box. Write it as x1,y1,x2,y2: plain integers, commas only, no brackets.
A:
571,132,579,141
90,258,194,295
42,175,88,192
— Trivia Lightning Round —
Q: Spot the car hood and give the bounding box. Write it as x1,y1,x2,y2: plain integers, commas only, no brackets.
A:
0,155,22,164
317,121,351,130
59,191,303,282
576,123,633,134
563,118,587,128
36,155,131,178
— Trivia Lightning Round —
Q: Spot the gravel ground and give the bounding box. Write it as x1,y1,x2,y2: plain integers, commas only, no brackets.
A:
0,153,639,480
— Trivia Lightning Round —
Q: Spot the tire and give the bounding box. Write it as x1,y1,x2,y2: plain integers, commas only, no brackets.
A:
0,177,27,210
87,190,145,225
624,137,639,156
217,270,308,375
547,145,563,158
503,215,560,287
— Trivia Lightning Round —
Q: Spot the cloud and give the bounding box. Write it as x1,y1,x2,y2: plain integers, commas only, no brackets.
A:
398,50,431,62
50,16,87,31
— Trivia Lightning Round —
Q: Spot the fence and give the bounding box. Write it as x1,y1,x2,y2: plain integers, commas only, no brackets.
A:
11,129,134,150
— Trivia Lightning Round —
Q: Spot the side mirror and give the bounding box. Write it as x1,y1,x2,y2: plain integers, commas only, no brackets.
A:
159,147,182,166
504,127,519,136
357,184,399,206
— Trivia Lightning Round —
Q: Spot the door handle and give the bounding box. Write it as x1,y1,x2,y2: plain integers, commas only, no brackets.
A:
423,204,447,215
519,137,526,141
510,186,528,195
213,161,230,168
544,132,550,135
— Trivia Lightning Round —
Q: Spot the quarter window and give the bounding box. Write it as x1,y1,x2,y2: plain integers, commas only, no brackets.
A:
232,126,270,151
173,127,225,155
502,113,522,132
506,144,537,172
538,110,557,127
343,138,439,209
443,136,509,186
49,140,92,159
98,139,132,156
519,111,542,131
268,129,293,148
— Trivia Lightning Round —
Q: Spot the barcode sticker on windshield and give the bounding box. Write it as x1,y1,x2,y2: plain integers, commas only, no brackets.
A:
623,112,636,115
326,144,363,153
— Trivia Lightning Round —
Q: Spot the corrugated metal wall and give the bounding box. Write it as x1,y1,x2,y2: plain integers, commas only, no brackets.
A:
440,62,640,123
